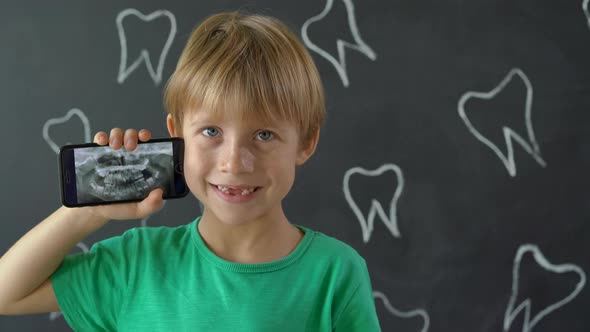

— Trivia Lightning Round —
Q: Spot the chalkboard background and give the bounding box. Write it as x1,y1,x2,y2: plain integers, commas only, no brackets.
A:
1,0,589,331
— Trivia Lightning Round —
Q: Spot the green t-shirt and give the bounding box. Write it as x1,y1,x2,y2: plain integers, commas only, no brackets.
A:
51,217,381,331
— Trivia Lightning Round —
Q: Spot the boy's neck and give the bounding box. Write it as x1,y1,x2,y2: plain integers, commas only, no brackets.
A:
197,209,304,264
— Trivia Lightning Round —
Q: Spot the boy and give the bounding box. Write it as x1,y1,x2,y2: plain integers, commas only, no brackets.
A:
0,11,381,331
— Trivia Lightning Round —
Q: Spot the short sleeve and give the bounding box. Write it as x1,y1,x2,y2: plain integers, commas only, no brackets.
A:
333,258,381,332
51,232,134,332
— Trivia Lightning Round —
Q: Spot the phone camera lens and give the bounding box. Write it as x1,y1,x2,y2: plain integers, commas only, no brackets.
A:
175,163,183,174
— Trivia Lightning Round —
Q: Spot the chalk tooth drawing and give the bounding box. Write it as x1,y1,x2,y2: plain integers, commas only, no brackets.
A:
49,243,90,321
301,0,377,87
583,0,590,29
42,108,91,154
116,8,177,85
373,291,430,332
503,244,586,332
457,68,547,177
343,164,404,243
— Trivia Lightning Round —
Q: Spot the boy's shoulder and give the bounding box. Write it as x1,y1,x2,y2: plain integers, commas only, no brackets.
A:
300,225,367,267
97,220,194,253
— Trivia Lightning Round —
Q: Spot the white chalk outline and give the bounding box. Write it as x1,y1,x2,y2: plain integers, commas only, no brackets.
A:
116,8,177,85
503,244,586,332
373,291,430,332
301,0,377,87
42,108,91,154
583,0,590,29
458,68,547,177
343,164,404,243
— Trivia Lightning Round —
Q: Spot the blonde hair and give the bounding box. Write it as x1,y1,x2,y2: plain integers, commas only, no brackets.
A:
164,11,325,144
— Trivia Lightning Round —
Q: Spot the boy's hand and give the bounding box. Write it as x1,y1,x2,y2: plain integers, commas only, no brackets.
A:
81,128,165,221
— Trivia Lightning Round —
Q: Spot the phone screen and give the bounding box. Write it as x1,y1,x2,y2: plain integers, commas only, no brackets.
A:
60,138,188,207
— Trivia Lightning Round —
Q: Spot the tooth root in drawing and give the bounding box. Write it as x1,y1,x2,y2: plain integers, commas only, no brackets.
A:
583,0,590,30
343,164,404,243
301,0,377,87
42,108,91,154
116,8,177,85
457,68,547,177
373,291,430,332
503,244,586,332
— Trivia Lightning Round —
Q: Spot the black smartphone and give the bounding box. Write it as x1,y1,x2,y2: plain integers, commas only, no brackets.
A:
59,138,189,207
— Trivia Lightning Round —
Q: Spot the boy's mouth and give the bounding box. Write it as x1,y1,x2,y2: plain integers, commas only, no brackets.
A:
210,183,261,196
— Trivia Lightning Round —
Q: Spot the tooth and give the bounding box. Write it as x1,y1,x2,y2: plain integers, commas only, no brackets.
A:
301,0,377,87
116,9,177,85
373,290,430,331
504,244,586,332
42,108,91,154
458,68,547,177
343,163,404,243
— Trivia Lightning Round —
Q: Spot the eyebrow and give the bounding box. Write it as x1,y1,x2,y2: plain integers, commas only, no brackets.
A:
190,116,221,127
191,117,286,130
190,120,207,127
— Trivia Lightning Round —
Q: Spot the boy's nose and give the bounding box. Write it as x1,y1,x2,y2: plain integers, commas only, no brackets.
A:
218,143,255,174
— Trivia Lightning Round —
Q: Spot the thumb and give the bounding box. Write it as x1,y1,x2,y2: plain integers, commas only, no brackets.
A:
135,188,165,218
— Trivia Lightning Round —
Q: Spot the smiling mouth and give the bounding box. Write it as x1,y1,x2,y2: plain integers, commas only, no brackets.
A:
210,184,261,196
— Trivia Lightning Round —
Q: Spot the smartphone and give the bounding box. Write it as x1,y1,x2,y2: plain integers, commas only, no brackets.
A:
59,138,189,207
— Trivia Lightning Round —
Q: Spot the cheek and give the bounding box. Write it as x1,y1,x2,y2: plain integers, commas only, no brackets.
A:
267,151,297,187
182,143,214,188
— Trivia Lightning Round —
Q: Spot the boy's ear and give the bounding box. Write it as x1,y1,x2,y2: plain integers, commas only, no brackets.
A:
296,129,320,166
167,114,179,137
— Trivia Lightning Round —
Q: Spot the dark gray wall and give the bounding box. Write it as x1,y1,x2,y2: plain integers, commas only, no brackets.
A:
1,1,589,331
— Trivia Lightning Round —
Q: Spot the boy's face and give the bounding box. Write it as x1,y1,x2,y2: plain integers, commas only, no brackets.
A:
167,110,317,225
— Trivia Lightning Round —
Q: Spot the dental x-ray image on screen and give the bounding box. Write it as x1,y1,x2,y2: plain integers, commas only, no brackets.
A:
73,142,174,204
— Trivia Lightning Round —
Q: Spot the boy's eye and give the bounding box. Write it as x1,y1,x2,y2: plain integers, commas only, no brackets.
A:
202,127,220,137
255,130,273,141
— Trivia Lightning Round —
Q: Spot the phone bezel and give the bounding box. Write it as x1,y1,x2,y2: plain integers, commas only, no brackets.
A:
59,137,188,207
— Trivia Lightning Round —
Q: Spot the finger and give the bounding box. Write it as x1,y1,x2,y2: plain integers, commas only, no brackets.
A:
109,128,124,150
138,129,152,142
135,188,164,218
93,131,108,145
124,129,139,151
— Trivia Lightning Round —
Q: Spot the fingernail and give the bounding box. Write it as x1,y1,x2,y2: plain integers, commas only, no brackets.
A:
98,136,106,145
125,139,132,148
111,137,120,146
